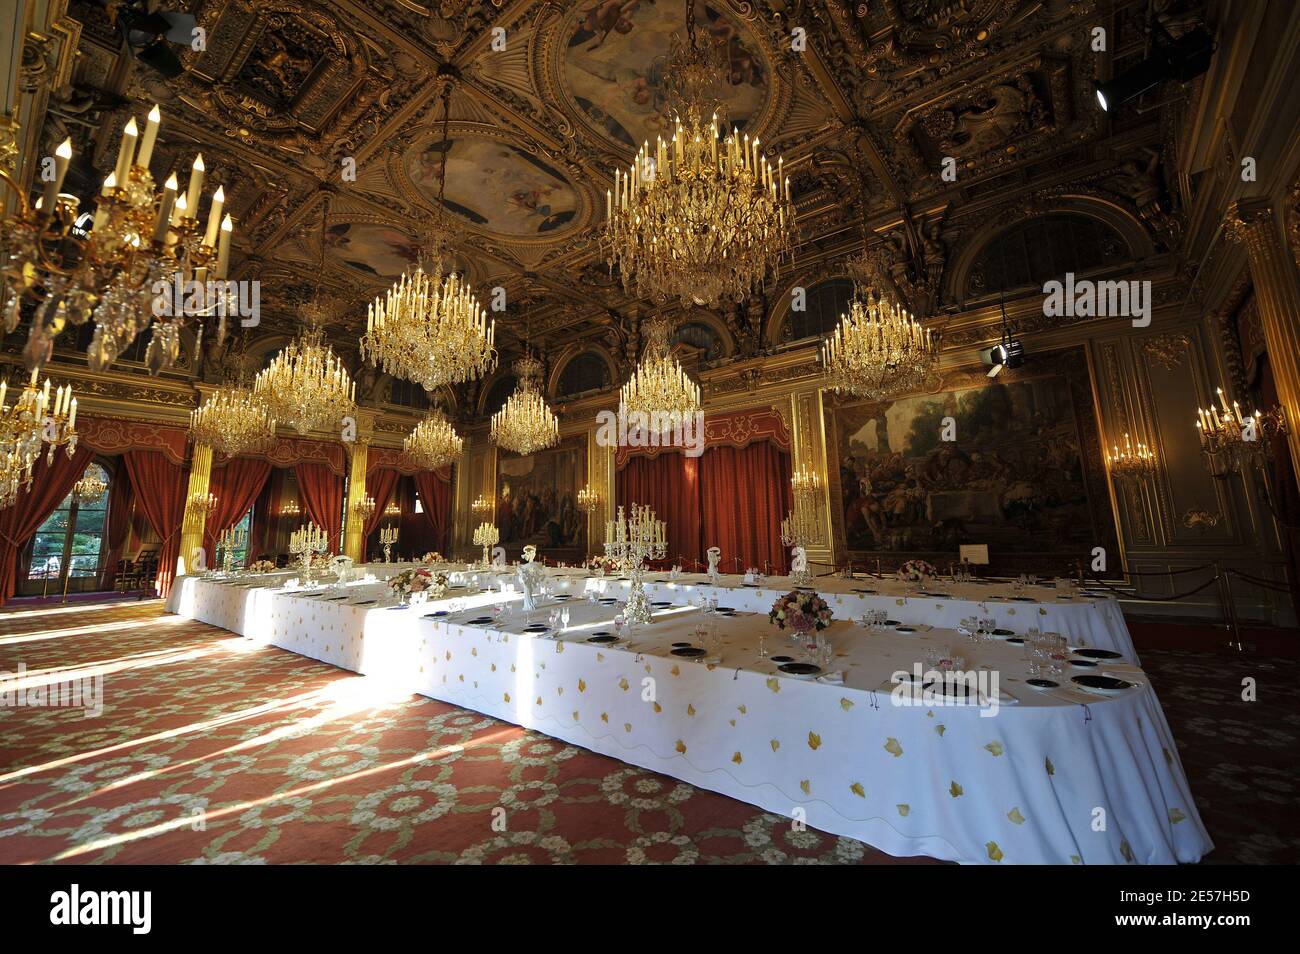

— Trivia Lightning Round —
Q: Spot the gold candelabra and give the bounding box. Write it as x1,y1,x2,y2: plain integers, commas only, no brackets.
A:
782,467,820,585
603,503,667,625
289,522,328,576
1195,386,1288,478
472,521,499,568
379,525,398,563
217,525,247,574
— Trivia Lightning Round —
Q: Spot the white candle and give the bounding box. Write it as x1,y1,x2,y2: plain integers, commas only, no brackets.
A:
216,214,233,278
68,397,76,428
185,154,205,218
202,185,224,247
153,173,178,243
170,191,188,228
41,138,73,215
113,118,138,186
137,104,161,169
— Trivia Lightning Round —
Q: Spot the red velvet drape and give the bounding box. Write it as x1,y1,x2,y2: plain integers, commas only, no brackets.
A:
617,452,703,567
0,447,94,605
700,443,792,575
414,470,452,554
363,467,402,540
247,477,274,563
121,449,187,598
294,462,344,555
100,459,134,590
202,458,272,564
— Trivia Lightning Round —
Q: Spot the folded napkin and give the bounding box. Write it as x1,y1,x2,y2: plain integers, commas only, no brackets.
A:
816,670,845,685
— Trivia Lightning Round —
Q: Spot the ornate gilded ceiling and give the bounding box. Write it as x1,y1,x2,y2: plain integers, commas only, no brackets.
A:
22,0,1204,418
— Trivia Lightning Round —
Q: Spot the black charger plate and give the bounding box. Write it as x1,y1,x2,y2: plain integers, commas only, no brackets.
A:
671,647,707,657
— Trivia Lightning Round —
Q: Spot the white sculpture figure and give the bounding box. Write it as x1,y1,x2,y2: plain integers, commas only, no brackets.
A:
706,546,722,583
329,555,354,586
517,545,544,611
791,546,808,574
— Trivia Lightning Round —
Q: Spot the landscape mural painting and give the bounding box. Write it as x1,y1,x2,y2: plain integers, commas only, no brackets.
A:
496,436,587,554
828,353,1117,570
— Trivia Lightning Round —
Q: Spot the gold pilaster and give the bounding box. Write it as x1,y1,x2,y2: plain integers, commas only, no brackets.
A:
789,387,837,569
178,443,213,576
1226,198,1300,488
342,439,369,561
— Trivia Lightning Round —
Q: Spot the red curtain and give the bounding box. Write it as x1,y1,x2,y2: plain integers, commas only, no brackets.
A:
700,443,792,575
294,462,344,555
363,467,402,540
100,459,134,590
0,447,94,605
122,449,187,598
414,470,452,554
247,477,275,563
202,458,272,564
617,452,702,567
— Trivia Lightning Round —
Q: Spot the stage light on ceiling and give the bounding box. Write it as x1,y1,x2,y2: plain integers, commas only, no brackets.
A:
983,295,1025,378
1094,24,1215,112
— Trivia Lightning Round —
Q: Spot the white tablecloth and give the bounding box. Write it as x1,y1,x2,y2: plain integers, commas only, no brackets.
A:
167,573,1209,865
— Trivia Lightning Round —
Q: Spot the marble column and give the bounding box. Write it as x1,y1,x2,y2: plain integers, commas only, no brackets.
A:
1226,197,1300,489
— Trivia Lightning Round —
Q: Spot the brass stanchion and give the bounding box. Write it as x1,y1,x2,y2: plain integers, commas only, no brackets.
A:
1213,560,1243,652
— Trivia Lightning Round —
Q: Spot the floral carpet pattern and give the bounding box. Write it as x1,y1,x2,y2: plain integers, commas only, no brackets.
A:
0,602,1295,864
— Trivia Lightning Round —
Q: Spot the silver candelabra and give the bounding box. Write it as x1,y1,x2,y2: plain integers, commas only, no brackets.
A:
603,503,666,625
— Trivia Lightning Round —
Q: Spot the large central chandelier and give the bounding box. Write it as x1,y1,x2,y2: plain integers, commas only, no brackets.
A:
360,81,495,389
191,383,276,456
602,0,794,306
620,318,700,433
491,354,558,456
404,408,464,469
822,293,938,401
254,304,356,436
1,369,78,509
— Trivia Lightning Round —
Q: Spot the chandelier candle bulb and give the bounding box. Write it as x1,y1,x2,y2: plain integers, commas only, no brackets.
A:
137,104,161,169
41,139,72,215
153,174,177,243
216,215,232,279
93,173,115,229
185,154,205,218
203,186,224,248
113,118,138,186
169,190,187,229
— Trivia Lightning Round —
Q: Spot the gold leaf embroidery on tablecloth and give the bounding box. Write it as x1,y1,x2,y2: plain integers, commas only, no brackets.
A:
738,704,747,714
732,752,743,764
800,779,811,795
1045,757,1055,776
572,710,579,720
985,741,1004,756
618,677,629,691
949,781,963,797
446,651,452,660
675,739,687,754
653,702,662,713
556,643,564,653
557,687,563,696
471,647,477,656
897,804,910,817
535,696,542,705
895,599,905,606
596,652,605,661
600,712,609,723
935,724,946,737
578,679,586,692
511,664,516,672
1120,840,1134,862
884,737,903,757
986,842,1003,862
808,731,822,750
729,719,736,726
459,674,464,682
624,723,632,733
1007,807,1026,825
1070,855,1082,865
671,665,681,676
766,678,781,693
850,782,866,798
840,698,854,711
1169,808,1186,824
1038,608,1047,615
770,739,780,752
503,693,510,703
687,703,696,716
490,663,496,672
1163,747,1173,766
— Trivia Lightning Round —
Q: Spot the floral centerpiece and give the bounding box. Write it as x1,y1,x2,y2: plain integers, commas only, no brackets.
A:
768,590,833,637
897,559,938,583
420,551,444,564
586,555,617,576
387,567,448,605
248,559,277,574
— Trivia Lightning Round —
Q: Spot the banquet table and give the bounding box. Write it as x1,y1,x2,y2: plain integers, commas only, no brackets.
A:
167,571,1209,865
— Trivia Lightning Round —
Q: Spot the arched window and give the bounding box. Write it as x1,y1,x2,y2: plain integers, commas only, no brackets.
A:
385,377,431,411
965,214,1130,297
556,352,610,397
672,322,724,361
483,375,518,416
785,278,854,341
24,462,111,593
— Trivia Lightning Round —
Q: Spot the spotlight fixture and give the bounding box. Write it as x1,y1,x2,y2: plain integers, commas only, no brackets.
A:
982,295,1026,378
107,1,198,79
1094,24,1215,112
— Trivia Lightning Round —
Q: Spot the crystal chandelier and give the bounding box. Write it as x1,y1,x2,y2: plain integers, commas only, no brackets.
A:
254,205,356,436
361,81,496,389
1104,432,1158,484
601,1,794,305
0,370,78,509
190,383,276,456
1195,386,1288,478
404,408,464,469
822,292,938,401
73,463,108,504
620,318,700,433
491,354,559,455
0,106,234,375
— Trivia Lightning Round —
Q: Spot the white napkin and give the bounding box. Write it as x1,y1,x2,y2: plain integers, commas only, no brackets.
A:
743,570,755,583
816,670,845,685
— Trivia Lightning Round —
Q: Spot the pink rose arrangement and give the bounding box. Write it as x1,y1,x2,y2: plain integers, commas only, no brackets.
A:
420,551,444,565
586,556,618,575
897,559,938,583
768,590,833,634
248,559,277,574
388,567,447,600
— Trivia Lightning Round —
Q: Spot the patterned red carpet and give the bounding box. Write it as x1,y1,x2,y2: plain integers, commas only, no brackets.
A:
0,601,1295,864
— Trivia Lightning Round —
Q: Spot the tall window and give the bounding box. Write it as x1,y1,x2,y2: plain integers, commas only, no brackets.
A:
785,278,854,342
26,463,110,589
226,509,253,567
